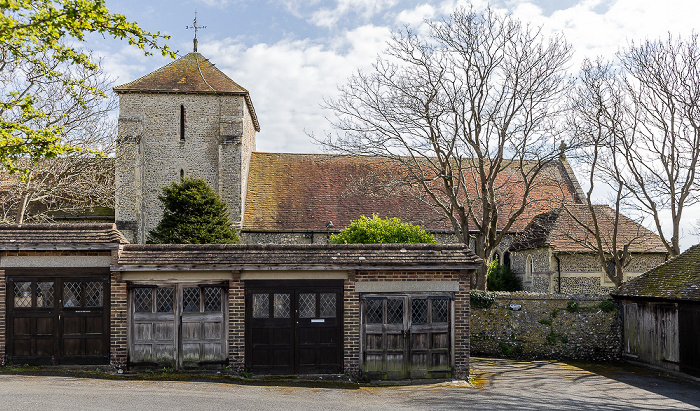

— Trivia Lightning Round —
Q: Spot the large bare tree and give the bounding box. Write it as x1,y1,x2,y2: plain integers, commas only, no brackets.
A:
319,8,573,288
570,35,700,258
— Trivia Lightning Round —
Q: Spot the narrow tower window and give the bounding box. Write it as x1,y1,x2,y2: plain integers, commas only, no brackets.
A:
180,169,184,179
180,105,186,141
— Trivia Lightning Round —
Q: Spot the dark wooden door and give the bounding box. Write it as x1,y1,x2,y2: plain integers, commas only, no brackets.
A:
129,284,227,369
679,303,700,377
361,294,453,380
245,280,343,375
6,269,110,365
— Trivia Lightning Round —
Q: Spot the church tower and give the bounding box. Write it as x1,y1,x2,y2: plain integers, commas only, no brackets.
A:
113,52,259,243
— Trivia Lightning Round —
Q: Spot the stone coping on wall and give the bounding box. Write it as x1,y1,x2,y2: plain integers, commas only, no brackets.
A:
486,291,611,301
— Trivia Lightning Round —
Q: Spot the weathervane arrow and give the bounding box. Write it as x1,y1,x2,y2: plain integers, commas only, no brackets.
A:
186,10,207,52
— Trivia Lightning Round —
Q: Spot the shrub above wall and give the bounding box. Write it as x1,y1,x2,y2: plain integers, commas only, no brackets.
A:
470,292,621,361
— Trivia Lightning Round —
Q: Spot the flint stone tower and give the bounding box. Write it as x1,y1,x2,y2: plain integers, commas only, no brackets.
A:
114,52,259,243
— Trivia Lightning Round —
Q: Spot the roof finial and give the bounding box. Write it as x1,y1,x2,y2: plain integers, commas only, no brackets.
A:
186,10,206,52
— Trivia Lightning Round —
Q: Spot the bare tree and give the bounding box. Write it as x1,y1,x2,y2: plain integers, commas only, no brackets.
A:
571,35,700,258
0,53,116,223
319,8,573,289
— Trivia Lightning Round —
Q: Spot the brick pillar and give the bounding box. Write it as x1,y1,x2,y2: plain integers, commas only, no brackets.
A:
453,270,472,379
343,270,360,377
110,271,128,368
228,272,245,371
0,270,5,365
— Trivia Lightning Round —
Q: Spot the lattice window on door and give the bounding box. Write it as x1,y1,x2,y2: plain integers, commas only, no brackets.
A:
183,287,200,312
432,299,449,323
387,299,404,324
156,287,174,313
37,282,54,308
274,294,290,318
299,293,316,318
320,293,336,318
204,287,222,312
411,299,428,324
84,282,103,307
134,288,153,313
63,282,81,307
365,299,383,324
14,282,32,308
252,294,269,318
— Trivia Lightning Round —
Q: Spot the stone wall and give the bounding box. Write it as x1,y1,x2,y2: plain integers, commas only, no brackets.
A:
116,92,256,243
471,292,621,361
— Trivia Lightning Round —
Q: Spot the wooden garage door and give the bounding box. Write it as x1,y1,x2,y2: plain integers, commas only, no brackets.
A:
6,269,110,365
130,284,227,369
679,303,700,377
245,280,343,375
361,294,452,380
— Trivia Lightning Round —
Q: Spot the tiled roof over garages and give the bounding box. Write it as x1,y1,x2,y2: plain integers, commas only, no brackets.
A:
613,244,700,301
510,204,666,253
243,153,583,232
0,224,128,249
115,243,481,271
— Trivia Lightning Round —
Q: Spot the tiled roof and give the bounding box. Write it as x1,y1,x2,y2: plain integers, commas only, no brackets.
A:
510,204,666,253
243,153,582,232
0,223,128,249
115,243,481,270
114,52,260,131
613,244,700,301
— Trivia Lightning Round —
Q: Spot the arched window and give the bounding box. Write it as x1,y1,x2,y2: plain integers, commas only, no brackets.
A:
180,105,186,141
503,251,511,268
526,255,534,282
491,248,502,265
180,169,184,179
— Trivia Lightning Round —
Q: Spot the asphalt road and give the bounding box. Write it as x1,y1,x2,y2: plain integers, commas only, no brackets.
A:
0,358,698,410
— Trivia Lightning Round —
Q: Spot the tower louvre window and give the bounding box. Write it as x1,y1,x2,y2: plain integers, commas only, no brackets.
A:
180,105,186,141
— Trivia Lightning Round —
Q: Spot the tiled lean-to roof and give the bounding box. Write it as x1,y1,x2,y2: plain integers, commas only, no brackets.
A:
510,204,666,253
114,52,260,131
0,223,128,249
613,244,700,301
115,243,481,271
243,153,583,232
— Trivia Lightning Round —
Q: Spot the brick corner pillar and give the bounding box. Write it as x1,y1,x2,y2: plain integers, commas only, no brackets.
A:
343,270,360,377
454,269,472,380
228,271,245,371
0,270,6,365
110,271,128,368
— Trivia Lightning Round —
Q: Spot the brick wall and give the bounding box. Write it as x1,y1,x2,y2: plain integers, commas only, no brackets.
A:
345,270,471,379
0,270,5,365
228,273,245,371
110,271,128,368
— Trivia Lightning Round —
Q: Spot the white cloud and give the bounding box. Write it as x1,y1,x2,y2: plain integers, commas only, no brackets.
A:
310,0,398,28
395,4,436,27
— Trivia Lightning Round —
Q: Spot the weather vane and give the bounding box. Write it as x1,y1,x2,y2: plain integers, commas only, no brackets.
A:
186,11,206,52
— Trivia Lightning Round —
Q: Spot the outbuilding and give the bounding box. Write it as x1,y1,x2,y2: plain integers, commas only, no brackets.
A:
612,244,700,377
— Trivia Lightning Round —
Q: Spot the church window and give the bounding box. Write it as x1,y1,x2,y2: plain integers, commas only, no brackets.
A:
180,105,186,141
180,169,184,179
526,255,534,282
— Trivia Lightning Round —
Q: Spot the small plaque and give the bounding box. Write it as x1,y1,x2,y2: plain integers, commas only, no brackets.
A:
311,319,325,323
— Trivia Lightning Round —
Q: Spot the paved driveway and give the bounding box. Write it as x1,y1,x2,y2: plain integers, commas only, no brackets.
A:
0,358,697,410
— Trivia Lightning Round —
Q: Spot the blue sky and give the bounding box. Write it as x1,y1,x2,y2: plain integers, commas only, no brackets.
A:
84,0,700,248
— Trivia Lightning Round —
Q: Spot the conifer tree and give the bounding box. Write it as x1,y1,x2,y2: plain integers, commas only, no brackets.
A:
147,177,240,244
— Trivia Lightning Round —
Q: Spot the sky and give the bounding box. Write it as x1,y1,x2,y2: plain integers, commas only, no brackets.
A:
82,0,700,249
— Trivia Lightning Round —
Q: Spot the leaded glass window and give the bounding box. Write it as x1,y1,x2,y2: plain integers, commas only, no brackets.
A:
183,287,200,312
411,299,428,324
252,294,269,318
299,293,316,318
134,288,152,313
14,282,32,308
84,282,103,307
64,282,81,307
37,282,54,308
204,287,222,312
156,287,174,313
387,299,404,324
365,299,383,324
320,293,336,318
432,299,449,323
274,294,290,318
